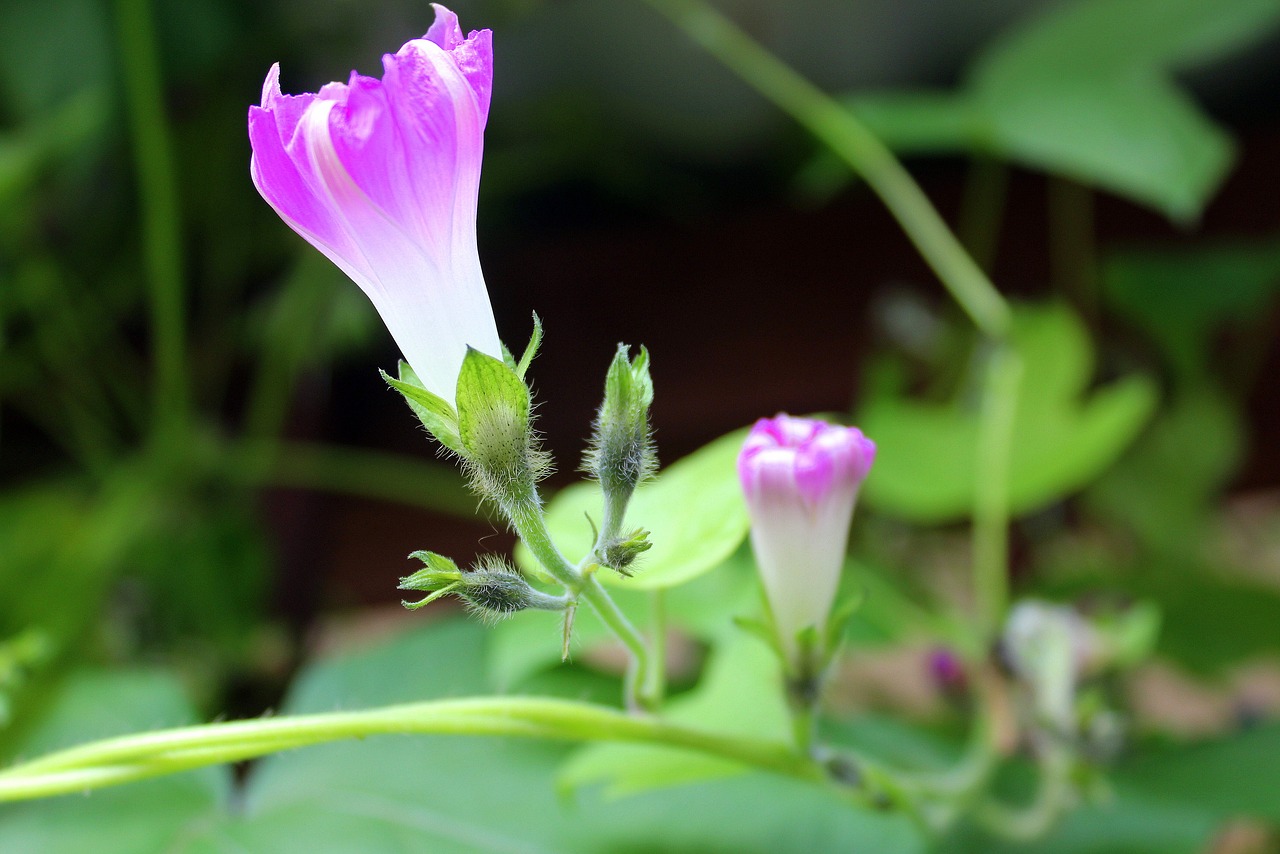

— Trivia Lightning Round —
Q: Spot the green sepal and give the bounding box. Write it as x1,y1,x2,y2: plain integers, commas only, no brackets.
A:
398,550,463,592
402,582,461,610
455,348,539,510
516,312,543,380
381,362,464,455
598,527,653,577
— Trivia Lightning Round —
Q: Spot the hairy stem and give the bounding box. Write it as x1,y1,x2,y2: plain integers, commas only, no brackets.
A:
580,575,656,712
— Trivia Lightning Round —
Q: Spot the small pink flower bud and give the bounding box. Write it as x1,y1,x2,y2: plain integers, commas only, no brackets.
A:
738,414,876,665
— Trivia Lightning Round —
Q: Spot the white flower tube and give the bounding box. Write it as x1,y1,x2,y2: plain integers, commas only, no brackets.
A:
738,414,876,666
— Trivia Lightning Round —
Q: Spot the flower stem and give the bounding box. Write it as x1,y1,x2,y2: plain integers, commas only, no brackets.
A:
506,499,582,591
973,346,1023,643
115,0,189,445
0,696,820,803
580,575,655,712
639,0,1010,340
645,589,667,705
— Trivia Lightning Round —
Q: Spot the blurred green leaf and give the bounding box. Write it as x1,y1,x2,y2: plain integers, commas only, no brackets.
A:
1085,389,1242,553
0,0,112,119
0,480,150,641
1138,572,1280,674
560,633,788,796
1116,723,1280,823
1104,239,1280,380
0,91,107,213
943,793,1219,854
860,304,1158,523
0,619,930,851
516,427,750,590
829,0,1280,220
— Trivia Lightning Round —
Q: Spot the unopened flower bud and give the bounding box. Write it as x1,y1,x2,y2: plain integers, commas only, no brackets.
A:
1001,600,1101,735
598,528,653,577
584,345,656,532
737,414,876,668
458,556,566,623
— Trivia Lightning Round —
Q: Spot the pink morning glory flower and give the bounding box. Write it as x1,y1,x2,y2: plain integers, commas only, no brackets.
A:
738,414,876,664
248,4,502,404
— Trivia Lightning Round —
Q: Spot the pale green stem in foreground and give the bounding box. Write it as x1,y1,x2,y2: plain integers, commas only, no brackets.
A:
116,0,189,445
0,697,822,804
975,747,1075,840
973,347,1024,642
646,589,667,706
640,0,1011,340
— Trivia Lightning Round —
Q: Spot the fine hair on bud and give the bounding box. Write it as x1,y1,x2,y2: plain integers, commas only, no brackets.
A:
461,407,553,517
583,344,656,495
459,555,535,625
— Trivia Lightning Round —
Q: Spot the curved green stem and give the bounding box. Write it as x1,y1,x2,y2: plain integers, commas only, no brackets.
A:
0,696,820,803
580,575,655,712
506,499,582,591
640,0,1010,340
974,749,1074,841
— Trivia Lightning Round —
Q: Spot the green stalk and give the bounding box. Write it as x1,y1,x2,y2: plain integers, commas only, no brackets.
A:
640,0,1010,340
0,696,820,803
506,499,582,591
646,589,667,705
116,0,189,444
972,347,1023,641
580,575,655,711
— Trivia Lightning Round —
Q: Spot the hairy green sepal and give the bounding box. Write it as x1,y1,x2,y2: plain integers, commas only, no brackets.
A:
382,362,464,455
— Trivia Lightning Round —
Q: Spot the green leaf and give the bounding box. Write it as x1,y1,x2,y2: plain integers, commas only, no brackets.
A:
1084,388,1242,554
1139,572,1280,674
381,361,463,455
560,634,790,796
1103,239,1280,380
1115,723,1280,823
830,0,1280,221
234,618,925,852
518,427,750,590
859,303,1158,523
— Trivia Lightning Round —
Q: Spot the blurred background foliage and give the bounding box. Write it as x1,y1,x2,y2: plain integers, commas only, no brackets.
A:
1,0,1279,849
